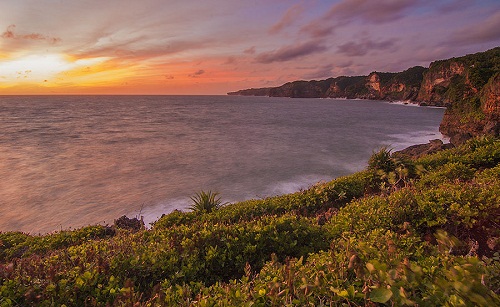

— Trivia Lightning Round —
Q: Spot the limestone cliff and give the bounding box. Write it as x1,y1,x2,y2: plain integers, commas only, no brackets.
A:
482,73,500,121
416,61,465,106
428,47,500,144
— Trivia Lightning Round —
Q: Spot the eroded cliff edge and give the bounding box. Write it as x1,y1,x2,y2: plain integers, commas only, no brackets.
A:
228,47,500,145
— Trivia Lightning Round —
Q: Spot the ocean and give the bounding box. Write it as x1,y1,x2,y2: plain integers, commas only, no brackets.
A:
0,95,445,233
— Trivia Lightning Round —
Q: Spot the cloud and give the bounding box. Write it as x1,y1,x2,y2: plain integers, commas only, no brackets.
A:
189,69,205,77
436,0,475,13
1,24,61,44
337,60,354,68
269,3,304,34
70,34,211,61
302,64,334,79
302,60,356,79
1,25,15,39
223,57,236,65
446,10,500,45
337,38,399,56
329,0,421,23
302,0,423,38
255,40,327,64
243,46,256,54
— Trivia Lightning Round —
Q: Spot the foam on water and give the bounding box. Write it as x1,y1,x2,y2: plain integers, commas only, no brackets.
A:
386,130,445,151
138,197,190,228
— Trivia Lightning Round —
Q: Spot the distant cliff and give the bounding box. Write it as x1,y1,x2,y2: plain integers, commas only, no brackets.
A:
228,47,500,145
228,66,426,101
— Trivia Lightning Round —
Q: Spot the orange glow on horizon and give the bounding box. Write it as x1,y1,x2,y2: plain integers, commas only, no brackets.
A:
0,50,270,95
0,52,256,95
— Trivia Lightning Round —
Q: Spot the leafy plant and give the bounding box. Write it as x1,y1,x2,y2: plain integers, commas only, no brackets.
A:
189,190,225,213
368,147,415,192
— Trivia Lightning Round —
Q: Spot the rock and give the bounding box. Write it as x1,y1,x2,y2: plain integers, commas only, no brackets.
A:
416,61,465,105
450,133,472,147
396,139,454,158
481,73,500,119
114,215,144,231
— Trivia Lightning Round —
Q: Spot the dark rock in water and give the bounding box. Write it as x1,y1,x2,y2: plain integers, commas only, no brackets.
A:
396,139,454,158
114,215,144,231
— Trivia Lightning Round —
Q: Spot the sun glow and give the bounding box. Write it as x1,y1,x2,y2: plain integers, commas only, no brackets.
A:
0,54,110,84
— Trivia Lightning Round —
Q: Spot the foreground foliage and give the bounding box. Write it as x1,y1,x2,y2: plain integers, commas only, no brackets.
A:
1,137,499,306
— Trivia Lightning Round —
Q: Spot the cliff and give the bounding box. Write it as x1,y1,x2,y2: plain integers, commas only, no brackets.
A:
228,66,426,101
228,47,500,144
425,48,500,144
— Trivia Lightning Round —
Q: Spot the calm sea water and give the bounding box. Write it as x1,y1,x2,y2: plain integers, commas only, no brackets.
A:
0,95,445,233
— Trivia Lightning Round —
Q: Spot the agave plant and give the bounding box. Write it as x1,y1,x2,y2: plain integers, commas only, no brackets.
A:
189,190,225,213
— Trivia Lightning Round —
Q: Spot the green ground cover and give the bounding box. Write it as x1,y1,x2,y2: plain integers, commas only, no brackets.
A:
1,137,499,306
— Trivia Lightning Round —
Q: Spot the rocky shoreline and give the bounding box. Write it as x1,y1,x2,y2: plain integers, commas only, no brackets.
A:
395,139,454,159
229,47,500,146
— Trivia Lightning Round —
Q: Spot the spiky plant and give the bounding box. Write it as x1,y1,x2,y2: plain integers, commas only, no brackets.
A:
368,146,396,173
189,190,224,213
369,147,415,192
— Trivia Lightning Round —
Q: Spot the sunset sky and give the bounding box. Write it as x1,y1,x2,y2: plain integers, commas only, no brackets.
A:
1,0,499,95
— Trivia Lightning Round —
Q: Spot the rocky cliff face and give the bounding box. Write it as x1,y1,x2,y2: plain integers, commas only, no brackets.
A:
228,47,500,144
440,72,500,144
228,67,426,102
481,73,500,121
432,48,500,144
417,61,466,106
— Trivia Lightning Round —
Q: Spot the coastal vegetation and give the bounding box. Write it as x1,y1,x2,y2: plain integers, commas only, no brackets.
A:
1,136,499,306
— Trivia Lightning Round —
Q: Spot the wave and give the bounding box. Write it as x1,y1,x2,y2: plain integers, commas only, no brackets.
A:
386,130,446,151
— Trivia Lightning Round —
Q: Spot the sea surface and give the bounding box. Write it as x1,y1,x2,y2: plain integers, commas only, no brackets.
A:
0,95,445,233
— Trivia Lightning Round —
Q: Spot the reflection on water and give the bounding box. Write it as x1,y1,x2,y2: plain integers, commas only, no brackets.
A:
0,95,445,233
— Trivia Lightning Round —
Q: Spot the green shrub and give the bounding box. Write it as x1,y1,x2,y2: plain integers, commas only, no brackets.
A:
1,136,499,305
189,190,225,213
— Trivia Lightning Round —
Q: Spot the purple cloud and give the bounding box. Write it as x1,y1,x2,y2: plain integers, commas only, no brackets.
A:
337,39,399,56
302,0,423,38
224,57,236,65
1,24,61,44
446,11,500,45
437,0,475,13
255,40,327,64
189,69,205,77
328,0,421,23
244,46,256,54
269,3,304,34
302,64,334,79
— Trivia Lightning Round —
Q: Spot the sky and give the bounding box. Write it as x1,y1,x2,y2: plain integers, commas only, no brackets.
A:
0,0,499,95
